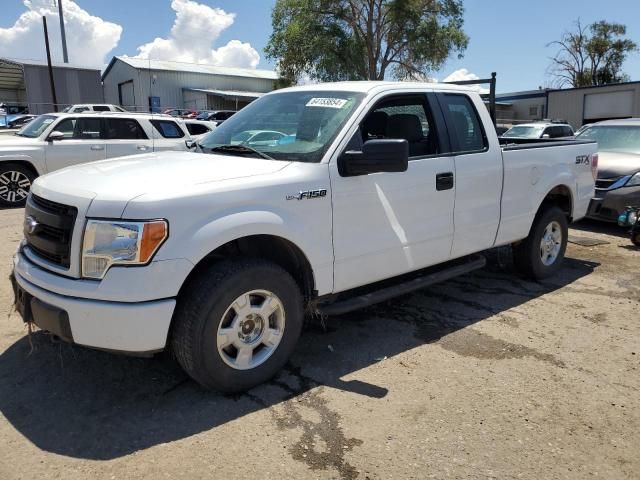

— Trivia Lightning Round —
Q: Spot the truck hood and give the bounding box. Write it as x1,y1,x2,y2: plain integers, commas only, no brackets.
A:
34,151,291,217
597,151,640,178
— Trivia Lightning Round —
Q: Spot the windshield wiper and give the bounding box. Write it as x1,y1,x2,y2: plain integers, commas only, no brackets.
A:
207,144,275,161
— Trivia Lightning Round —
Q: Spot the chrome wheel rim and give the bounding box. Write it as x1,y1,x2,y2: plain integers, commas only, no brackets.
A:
0,170,30,203
216,289,285,370
540,220,562,266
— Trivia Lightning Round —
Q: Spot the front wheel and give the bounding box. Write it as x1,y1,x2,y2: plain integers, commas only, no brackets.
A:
0,163,35,208
171,259,304,392
513,206,568,280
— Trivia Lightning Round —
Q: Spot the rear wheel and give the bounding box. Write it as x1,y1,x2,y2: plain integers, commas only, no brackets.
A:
513,206,568,280
0,163,35,208
171,259,303,392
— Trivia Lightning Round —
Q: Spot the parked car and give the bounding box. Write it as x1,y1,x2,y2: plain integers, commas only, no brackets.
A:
578,119,640,222
0,112,192,206
183,119,217,139
502,121,575,140
11,82,596,392
617,205,640,246
163,109,197,119
197,110,236,125
495,125,509,136
230,129,286,146
7,114,37,129
62,104,127,113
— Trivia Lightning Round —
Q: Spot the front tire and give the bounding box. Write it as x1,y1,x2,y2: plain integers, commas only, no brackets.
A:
0,163,35,208
513,206,568,280
171,259,304,392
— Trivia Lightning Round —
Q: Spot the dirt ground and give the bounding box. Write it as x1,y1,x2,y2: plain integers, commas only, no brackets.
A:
0,206,638,480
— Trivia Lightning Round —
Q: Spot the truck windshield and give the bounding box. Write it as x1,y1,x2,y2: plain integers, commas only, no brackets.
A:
198,91,365,163
576,125,640,154
503,125,545,138
16,115,56,138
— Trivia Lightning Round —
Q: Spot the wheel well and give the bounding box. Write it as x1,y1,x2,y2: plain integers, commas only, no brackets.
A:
180,235,316,301
0,160,39,178
539,185,573,220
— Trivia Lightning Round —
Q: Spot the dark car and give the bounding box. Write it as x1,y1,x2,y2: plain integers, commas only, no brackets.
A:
578,119,640,222
197,110,236,125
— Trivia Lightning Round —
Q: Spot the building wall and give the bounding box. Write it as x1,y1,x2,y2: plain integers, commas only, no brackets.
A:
103,59,276,112
495,91,547,125
102,60,141,110
23,65,102,114
548,83,640,128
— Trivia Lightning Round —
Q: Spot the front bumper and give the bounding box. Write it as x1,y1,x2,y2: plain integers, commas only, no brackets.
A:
12,252,177,354
586,185,640,222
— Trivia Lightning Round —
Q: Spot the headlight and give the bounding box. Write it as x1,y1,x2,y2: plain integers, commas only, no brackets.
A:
629,210,638,225
625,172,640,187
82,220,168,279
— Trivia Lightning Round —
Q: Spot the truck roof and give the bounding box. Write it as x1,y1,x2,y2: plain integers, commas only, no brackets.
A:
274,80,478,95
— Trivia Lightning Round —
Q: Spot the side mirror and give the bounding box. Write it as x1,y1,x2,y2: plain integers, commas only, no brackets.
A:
541,133,550,139
47,131,65,141
185,139,197,149
338,139,409,177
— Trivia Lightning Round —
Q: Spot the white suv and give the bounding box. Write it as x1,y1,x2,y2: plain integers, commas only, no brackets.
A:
0,112,192,207
62,104,126,113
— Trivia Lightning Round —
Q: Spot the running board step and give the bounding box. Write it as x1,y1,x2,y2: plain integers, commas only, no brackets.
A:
315,254,486,316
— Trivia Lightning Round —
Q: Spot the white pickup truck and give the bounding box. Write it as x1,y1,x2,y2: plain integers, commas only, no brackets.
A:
12,82,597,392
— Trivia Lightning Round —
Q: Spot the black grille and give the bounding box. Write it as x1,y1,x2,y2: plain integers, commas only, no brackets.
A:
24,194,77,268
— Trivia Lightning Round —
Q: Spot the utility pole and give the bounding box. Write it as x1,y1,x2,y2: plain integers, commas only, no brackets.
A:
57,0,69,63
43,16,59,112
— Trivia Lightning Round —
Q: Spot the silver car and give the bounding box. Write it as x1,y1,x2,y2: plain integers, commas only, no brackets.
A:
578,119,640,222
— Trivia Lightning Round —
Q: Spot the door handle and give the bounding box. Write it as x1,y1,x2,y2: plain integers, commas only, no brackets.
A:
90,145,104,151
436,172,454,191
137,145,149,151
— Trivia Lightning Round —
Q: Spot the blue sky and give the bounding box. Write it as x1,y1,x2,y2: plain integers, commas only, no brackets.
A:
1,0,639,93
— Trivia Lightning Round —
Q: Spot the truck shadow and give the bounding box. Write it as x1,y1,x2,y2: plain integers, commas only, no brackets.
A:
0,252,598,460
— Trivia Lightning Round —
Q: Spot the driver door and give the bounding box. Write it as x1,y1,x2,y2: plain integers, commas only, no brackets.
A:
45,117,106,172
330,92,456,292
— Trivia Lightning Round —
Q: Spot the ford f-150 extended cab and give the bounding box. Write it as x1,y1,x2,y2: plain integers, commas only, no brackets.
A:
11,82,597,392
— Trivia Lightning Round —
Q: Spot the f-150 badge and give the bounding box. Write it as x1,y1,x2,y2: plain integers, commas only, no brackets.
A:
286,189,327,200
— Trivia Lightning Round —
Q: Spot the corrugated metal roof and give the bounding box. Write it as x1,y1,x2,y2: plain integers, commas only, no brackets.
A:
111,56,278,80
0,56,100,72
183,87,266,99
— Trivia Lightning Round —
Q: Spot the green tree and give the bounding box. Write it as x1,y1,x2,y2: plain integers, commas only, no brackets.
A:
265,0,468,84
548,20,637,88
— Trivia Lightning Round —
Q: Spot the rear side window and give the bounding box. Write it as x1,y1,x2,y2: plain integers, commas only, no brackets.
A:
151,120,184,138
562,126,574,137
441,94,487,153
105,118,148,139
186,123,211,135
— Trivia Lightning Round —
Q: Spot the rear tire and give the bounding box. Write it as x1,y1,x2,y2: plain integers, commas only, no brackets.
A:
171,259,304,392
513,206,568,280
0,163,35,208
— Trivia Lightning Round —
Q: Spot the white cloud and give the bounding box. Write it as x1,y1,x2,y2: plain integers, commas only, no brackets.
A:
442,69,489,94
0,0,122,68
134,0,260,69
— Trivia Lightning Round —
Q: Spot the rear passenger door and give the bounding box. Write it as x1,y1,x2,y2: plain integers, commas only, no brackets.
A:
330,92,456,292
104,117,152,158
437,93,503,258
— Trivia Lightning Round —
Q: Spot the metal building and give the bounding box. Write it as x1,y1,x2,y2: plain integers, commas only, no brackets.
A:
0,57,103,114
547,81,640,127
102,56,278,112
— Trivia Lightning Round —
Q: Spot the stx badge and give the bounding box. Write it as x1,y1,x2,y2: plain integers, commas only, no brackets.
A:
286,189,327,200
575,155,590,165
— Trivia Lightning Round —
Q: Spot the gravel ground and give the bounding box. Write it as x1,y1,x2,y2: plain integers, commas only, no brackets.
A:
0,206,638,480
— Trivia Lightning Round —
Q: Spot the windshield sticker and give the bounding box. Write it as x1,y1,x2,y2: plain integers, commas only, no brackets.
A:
306,97,348,109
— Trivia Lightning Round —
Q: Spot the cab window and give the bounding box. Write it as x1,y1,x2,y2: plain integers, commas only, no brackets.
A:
360,95,440,158
440,94,487,153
